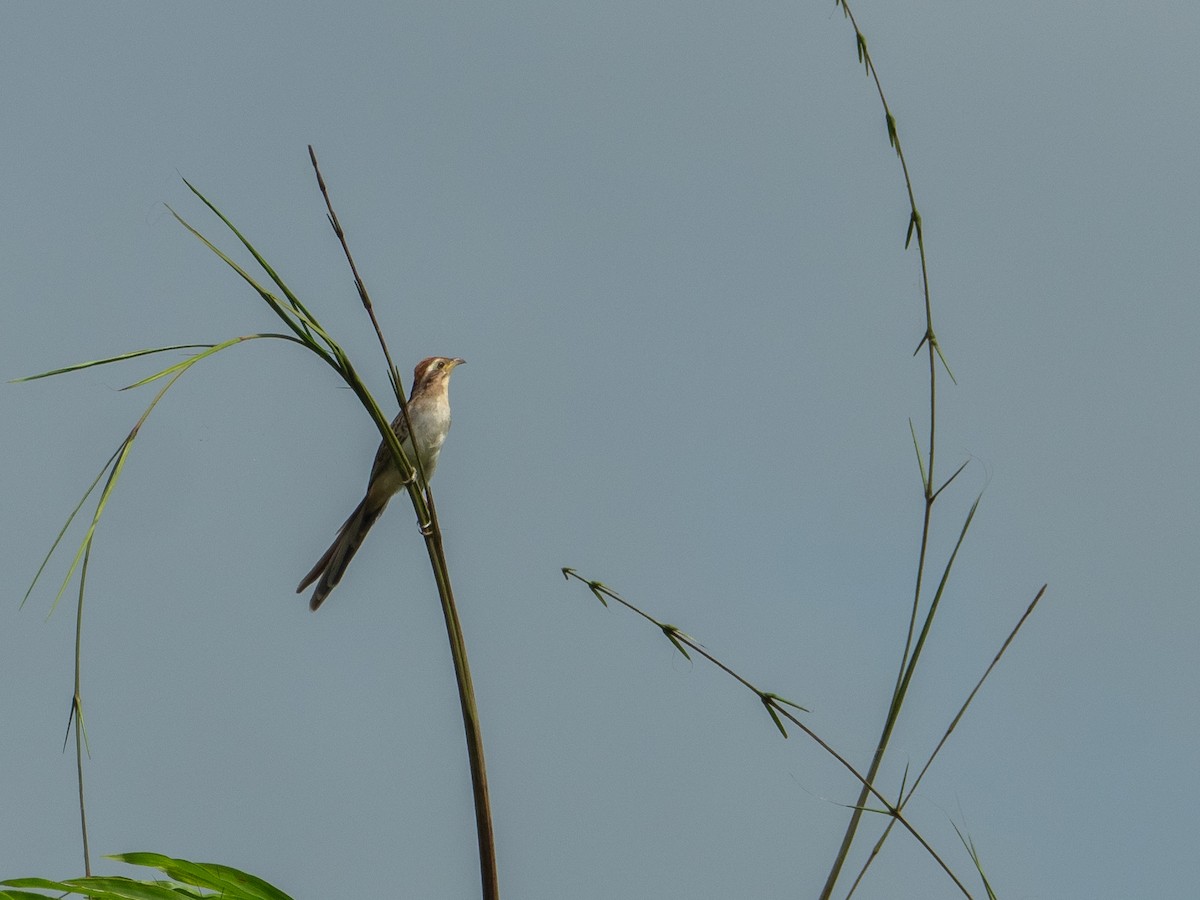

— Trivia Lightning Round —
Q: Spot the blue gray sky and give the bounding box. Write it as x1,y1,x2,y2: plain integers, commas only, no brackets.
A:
3,2,1198,898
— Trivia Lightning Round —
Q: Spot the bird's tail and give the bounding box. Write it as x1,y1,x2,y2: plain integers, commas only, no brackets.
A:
297,495,389,611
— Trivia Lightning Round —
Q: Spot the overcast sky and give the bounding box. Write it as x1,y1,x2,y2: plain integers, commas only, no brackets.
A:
3,2,1198,898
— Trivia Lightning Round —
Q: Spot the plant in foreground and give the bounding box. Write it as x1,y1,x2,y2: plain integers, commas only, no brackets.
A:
15,151,497,899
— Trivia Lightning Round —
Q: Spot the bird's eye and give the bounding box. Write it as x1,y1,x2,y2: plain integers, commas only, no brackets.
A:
436,360,445,369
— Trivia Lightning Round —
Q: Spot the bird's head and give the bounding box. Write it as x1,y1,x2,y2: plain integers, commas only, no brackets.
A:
411,356,466,397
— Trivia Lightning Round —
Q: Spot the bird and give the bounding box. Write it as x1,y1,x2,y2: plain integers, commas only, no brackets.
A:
297,356,465,610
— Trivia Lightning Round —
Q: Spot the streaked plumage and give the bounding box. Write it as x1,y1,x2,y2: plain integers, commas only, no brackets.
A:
297,356,465,610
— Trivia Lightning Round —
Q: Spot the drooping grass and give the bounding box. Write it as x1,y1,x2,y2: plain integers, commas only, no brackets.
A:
15,155,497,899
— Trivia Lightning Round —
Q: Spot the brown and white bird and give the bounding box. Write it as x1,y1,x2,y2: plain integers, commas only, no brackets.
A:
297,356,465,611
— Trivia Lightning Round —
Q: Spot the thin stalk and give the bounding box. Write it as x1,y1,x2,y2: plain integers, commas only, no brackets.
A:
425,496,497,898
562,571,973,899
306,146,444,507
73,545,92,876
903,585,1047,803
307,154,497,900
844,585,1046,898
307,148,405,408
820,3,948,896
50,366,194,872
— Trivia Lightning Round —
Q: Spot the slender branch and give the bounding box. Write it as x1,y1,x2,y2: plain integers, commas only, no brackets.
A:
904,585,1047,803
307,146,427,490
843,585,1047,898
562,570,974,899
307,148,396,375
74,545,92,876
307,154,497,900
820,3,953,895
426,495,497,899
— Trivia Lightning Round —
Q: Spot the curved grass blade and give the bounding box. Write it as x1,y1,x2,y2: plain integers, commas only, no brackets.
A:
166,205,334,361
10,345,214,383
24,334,295,615
950,822,997,900
897,493,983,695
21,446,120,608
1,877,179,900
181,180,321,331
120,334,302,390
113,853,295,900
3,853,295,900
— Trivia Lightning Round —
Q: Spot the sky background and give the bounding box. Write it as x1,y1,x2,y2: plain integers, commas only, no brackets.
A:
3,2,1198,898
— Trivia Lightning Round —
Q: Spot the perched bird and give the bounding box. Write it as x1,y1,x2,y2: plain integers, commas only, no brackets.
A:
298,356,465,610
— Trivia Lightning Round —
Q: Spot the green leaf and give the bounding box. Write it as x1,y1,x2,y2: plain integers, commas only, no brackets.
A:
764,700,789,738
110,854,294,900
120,335,297,391
586,581,609,607
905,210,919,249
931,458,970,502
166,204,330,362
1,880,76,892
58,876,187,900
909,419,929,493
933,337,957,384
21,446,120,608
179,181,324,335
763,691,809,714
660,624,691,660
10,345,215,383
950,821,998,900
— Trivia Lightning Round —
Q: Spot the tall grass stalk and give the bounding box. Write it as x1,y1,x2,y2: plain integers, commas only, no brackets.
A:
820,2,965,893
16,158,498,899
562,4,1047,897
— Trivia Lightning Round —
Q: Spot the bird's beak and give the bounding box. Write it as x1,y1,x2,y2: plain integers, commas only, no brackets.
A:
450,357,466,367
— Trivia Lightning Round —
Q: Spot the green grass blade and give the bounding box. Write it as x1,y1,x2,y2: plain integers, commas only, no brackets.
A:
909,418,929,492
898,493,983,691
934,339,957,384
0,877,160,900
39,367,186,616
24,333,304,612
1,880,80,893
44,437,135,617
931,458,970,502
120,334,303,390
904,584,1047,808
950,821,997,900
763,700,789,738
21,447,120,608
10,346,214,383
181,180,322,328
57,876,185,900
166,205,334,362
660,624,692,660
110,854,294,900
764,691,810,713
